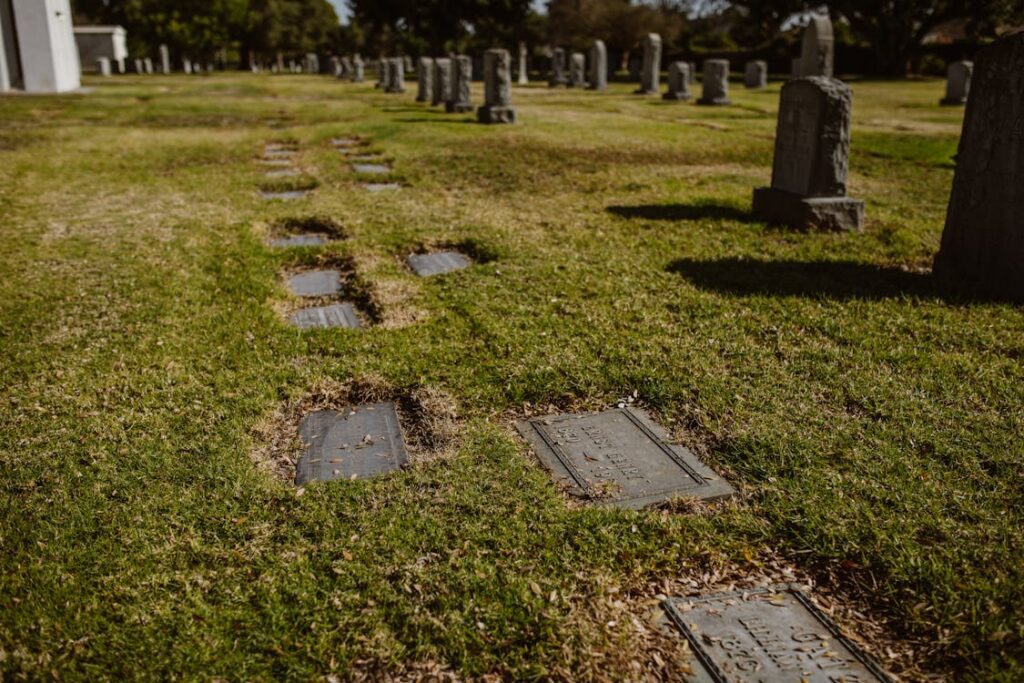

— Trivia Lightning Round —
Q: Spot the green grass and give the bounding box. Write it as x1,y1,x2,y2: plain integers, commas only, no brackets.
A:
0,73,1021,681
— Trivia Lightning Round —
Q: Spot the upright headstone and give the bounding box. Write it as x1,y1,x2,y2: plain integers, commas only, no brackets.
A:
329,56,341,77
635,33,661,94
934,34,1024,300
304,52,319,74
376,58,388,89
588,40,607,91
517,42,528,85
96,57,111,77
432,57,452,106
158,44,169,74
386,56,405,93
698,59,731,105
4,0,81,93
548,47,567,87
352,55,364,82
753,77,864,232
689,61,697,85
446,55,473,113
416,56,434,102
628,55,640,82
662,62,691,101
940,61,973,106
799,14,834,78
745,60,767,88
143,57,153,74
477,48,516,124
568,52,585,88
182,57,192,74
340,56,353,79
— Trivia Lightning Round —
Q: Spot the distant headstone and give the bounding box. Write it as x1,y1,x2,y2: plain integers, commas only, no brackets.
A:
940,61,973,105
698,59,731,105
432,57,452,106
753,77,864,231
662,586,890,682
143,57,153,74
517,407,734,509
478,48,517,124
96,57,111,77
517,42,529,85
329,56,341,77
363,182,402,192
376,58,389,89
159,44,170,74
133,58,143,74
304,52,319,74
588,40,607,91
182,57,192,74
353,163,391,174
287,270,342,297
341,56,353,79
416,56,434,102
385,56,405,93
662,62,691,101
689,61,697,85
548,47,567,87
799,14,834,78
260,190,307,201
568,52,585,88
290,303,361,330
352,55,364,82
934,34,1024,301
295,403,408,485
404,56,412,72
745,60,767,88
446,55,473,113
406,251,471,276
635,33,661,94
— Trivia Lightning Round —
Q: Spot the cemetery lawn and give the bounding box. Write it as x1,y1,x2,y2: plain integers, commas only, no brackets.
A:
1,73,1021,682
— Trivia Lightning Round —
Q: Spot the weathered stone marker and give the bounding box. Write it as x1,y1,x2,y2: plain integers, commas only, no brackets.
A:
799,14,834,78
745,60,767,89
662,586,890,682
363,182,402,192
260,190,308,201
753,77,864,231
159,45,170,74
352,55,364,82
432,57,452,106
588,40,607,91
698,59,731,106
662,62,691,101
353,163,391,174
287,270,342,297
290,303,362,330
295,403,408,485
688,61,697,85
406,251,471,277
97,57,111,77
934,34,1024,301
635,33,662,94
143,58,153,74
568,52,585,88
549,47,567,87
941,61,973,105
271,234,330,248
416,57,434,102
134,58,143,74
376,58,389,89
477,48,517,124
446,55,473,113
517,42,529,85
386,57,405,93
517,407,734,509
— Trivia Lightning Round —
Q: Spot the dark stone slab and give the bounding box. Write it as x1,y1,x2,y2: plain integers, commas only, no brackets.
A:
289,303,361,329
516,407,733,509
286,270,342,297
261,190,309,201
662,586,890,682
352,163,391,174
406,251,471,277
295,403,408,485
270,234,331,248
752,189,864,232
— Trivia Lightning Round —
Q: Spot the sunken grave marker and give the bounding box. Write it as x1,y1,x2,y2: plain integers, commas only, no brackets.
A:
295,403,408,485
286,270,343,297
289,303,362,330
406,251,471,277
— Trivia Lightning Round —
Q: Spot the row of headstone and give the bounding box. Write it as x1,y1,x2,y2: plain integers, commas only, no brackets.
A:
414,51,515,124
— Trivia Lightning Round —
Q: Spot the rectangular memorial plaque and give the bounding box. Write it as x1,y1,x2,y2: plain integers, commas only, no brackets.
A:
363,183,402,192
290,303,361,329
662,586,890,683
516,408,734,509
261,190,308,201
771,85,823,196
264,168,300,178
352,163,391,174
271,234,330,248
286,270,342,297
295,403,408,485
406,251,471,277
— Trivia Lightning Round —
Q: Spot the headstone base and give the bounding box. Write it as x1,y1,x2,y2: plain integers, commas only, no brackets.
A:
662,92,691,101
634,88,658,95
477,105,517,124
753,187,864,232
697,96,731,106
445,102,474,113
940,96,966,106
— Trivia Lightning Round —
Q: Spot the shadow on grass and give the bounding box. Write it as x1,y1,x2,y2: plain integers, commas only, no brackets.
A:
608,202,758,224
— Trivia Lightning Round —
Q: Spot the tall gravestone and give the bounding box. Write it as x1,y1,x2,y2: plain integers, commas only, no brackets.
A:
941,61,973,106
352,55,364,82
548,47,567,87
477,48,516,124
698,59,730,106
182,57,192,74
934,34,1024,300
662,62,691,101
588,40,607,91
432,57,451,106
386,57,405,93
745,60,767,88
568,52,585,88
446,55,472,113
635,33,661,94
753,77,864,231
517,42,528,85
143,57,153,74
799,15,834,78
416,56,434,102
376,58,388,89
329,56,341,77
159,44,170,74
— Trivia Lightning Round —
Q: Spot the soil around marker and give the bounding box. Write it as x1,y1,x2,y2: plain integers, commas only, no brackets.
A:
278,255,381,327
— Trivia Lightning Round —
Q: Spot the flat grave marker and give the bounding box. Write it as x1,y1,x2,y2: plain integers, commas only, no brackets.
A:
331,137,361,148
295,403,408,485
661,586,889,682
264,168,300,178
260,190,308,201
270,234,331,248
363,183,402,192
290,303,361,330
406,251,471,277
516,407,734,509
262,149,296,159
286,270,343,297
352,163,391,174
259,158,294,167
